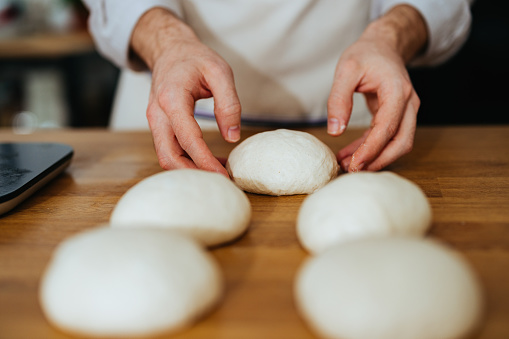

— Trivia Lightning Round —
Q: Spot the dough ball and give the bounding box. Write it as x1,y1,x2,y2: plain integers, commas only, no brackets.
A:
226,129,339,196
110,169,251,247
295,237,484,339
39,227,222,338
297,171,432,254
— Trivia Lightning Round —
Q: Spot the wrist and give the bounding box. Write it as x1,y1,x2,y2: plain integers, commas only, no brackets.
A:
363,5,428,63
130,7,197,70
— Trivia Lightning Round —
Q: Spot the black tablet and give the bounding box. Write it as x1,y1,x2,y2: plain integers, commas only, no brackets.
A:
0,142,74,216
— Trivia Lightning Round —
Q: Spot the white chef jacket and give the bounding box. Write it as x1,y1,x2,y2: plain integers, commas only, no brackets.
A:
82,0,472,129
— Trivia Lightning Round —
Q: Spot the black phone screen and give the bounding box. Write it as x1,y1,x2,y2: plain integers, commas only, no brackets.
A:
0,142,73,216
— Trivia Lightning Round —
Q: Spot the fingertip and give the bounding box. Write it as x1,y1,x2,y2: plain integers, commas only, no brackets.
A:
328,118,347,136
349,162,365,173
215,101,242,143
327,75,356,135
226,125,241,143
340,157,351,173
213,165,230,179
348,151,366,172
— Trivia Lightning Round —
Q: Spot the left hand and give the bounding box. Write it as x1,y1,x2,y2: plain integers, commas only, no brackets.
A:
327,5,427,172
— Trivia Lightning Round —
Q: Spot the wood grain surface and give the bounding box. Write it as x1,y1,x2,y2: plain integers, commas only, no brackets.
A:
0,126,508,339
0,30,94,59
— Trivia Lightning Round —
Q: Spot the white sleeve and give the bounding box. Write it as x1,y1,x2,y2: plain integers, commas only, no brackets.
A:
81,0,183,70
370,0,472,66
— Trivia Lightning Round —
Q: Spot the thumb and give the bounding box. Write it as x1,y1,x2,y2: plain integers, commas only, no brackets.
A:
206,64,242,143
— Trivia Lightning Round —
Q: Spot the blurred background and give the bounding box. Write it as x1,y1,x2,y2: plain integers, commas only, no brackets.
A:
0,0,507,132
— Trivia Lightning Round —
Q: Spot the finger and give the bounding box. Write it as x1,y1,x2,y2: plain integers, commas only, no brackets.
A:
348,82,409,171
336,129,370,171
204,62,242,143
215,157,227,167
363,92,419,171
337,129,371,161
164,89,229,177
146,98,197,170
327,60,361,136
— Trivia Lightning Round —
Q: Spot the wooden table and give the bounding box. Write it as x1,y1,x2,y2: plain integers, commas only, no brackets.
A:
0,126,508,339
0,30,95,59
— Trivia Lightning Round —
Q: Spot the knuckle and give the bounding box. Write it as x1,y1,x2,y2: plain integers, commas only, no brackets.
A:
339,58,361,74
146,102,157,120
178,135,193,151
413,93,421,111
177,130,202,151
328,92,352,111
206,58,232,78
385,121,399,137
217,101,241,119
156,89,174,113
388,77,413,102
400,79,414,99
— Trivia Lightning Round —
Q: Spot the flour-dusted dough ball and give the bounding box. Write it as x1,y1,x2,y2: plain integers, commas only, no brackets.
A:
226,129,339,196
297,171,432,254
295,237,484,339
39,227,222,338
110,169,251,246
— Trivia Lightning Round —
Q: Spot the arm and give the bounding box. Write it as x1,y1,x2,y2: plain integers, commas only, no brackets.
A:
82,1,240,175
81,0,184,69
328,0,472,172
371,0,473,66
328,4,427,172
130,8,241,177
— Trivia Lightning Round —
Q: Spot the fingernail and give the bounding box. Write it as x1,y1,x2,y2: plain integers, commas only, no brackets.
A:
350,162,364,172
328,118,340,135
227,125,240,142
328,118,346,135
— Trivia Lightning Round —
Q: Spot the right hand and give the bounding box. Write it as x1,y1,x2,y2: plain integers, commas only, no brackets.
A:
131,8,241,177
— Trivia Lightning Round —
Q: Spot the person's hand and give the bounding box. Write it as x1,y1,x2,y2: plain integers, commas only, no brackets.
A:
131,8,241,177
327,5,428,172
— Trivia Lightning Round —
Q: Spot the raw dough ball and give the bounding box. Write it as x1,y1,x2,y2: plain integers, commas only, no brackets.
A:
297,171,432,254
110,169,251,246
226,129,339,196
295,237,484,339
39,227,222,338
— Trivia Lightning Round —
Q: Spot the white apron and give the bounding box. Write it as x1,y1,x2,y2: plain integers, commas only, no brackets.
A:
109,0,372,130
